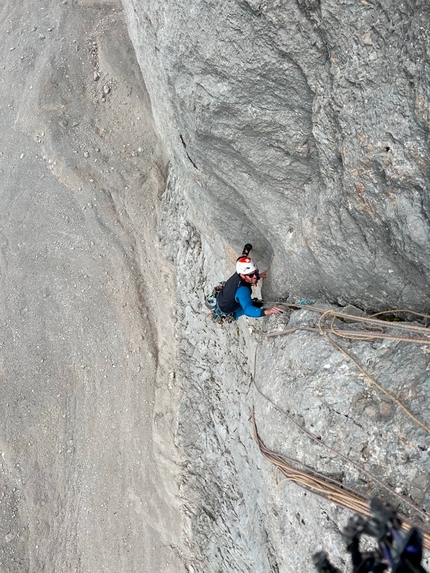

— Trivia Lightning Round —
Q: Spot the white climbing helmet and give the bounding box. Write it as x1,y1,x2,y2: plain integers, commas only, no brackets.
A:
236,256,257,275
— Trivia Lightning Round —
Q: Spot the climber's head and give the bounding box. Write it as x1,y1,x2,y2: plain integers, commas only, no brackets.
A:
236,257,259,284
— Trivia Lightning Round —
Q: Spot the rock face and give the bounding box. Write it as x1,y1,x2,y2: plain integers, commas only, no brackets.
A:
122,0,430,312
120,1,430,572
159,187,430,571
2,0,430,572
1,1,183,571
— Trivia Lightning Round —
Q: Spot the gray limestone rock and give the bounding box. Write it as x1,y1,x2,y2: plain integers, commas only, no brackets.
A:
2,0,430,572
122,0,430,312
159,185,430,571
121,1,430,570
1,1,183,571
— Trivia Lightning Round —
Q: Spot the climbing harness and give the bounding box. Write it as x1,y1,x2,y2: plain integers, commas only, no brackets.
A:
205,283,236,324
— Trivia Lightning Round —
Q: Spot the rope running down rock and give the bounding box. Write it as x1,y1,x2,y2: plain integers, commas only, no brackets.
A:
252,306,430,547
268,305,430,433
251,408,430,550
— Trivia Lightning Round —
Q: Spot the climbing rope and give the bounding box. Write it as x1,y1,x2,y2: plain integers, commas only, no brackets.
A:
270,305,430,343
267,305,430,434
251,306,430,545
251,409,430,550
252,339,429,522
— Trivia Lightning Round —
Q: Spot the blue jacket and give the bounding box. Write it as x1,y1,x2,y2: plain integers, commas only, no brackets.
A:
234,285,264,319
217,272,264,319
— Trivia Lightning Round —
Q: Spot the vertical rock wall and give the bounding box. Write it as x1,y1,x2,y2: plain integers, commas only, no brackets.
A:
122,0,430,311
1,1,184,571
121,1,430,572
158,178,430,572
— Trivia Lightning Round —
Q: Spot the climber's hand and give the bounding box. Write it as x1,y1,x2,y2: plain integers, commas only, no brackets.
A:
264,306,284,316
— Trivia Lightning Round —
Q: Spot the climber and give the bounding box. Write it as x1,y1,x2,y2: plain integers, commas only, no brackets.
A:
215,253,284,320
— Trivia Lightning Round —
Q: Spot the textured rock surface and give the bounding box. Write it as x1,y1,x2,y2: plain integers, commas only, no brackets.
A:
123,0,430,312
2,0,430,572
1,1,184,571
159,187,430,571
120,1,430,572
255,308,430,569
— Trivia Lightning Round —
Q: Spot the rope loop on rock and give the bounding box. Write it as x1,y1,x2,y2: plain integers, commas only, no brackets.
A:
251,305,430,547
267,305,430,434
251,408,430,550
